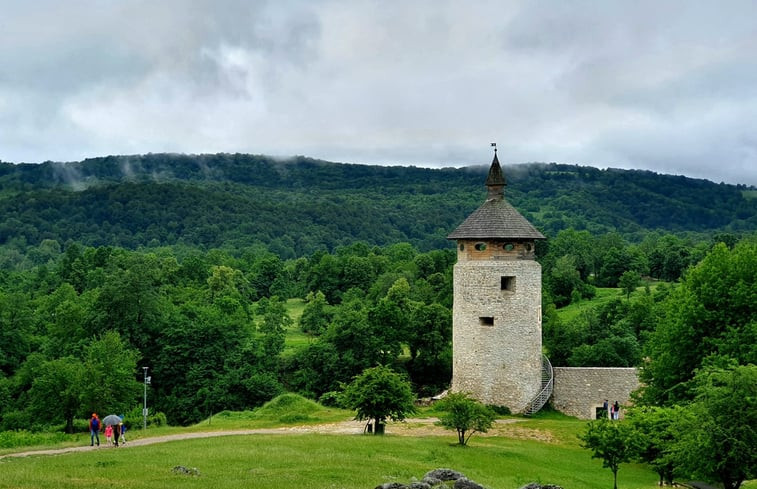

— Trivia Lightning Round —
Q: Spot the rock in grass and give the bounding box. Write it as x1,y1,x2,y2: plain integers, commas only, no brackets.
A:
454,477,486,489
409,482,432,489
424,469,465,481
421,476,443,486
377,468,564,489
171,465,200,476
374,483,409,489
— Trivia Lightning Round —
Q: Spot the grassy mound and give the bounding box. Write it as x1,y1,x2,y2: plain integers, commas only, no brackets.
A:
201,394,351,429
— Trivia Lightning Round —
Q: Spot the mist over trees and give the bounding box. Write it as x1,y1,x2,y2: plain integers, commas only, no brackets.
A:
1,153,754,257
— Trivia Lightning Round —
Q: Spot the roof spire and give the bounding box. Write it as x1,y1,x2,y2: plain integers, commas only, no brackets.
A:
486,142,506,199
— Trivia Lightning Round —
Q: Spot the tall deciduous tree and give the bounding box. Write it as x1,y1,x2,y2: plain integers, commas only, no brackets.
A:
257,296,292,364
27,356,85,433
299,291,331,337
625,406,679,486
407,302,452,394
367,278,412,364
89,252,167,358
0,291,34,376
672,365,757,489
639,242,756,405
80,331,142,419
39,283,90,358
618,270,641,300
579,418,640,489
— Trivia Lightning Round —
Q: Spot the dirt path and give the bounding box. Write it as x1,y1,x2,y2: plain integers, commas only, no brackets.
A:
0,418,535,460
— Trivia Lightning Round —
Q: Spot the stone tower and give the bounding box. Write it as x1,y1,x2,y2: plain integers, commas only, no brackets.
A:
447,149,546,412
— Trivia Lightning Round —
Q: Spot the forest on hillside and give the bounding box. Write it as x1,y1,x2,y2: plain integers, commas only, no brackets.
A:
1,153,755,258
0,153,754,463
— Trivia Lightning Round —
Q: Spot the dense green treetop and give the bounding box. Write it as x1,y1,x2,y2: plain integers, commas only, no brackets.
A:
638,241,756,405
339,365,416,434
1,153,754,255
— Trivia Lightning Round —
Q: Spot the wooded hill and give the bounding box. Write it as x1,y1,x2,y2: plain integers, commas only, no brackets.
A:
1,153,754,256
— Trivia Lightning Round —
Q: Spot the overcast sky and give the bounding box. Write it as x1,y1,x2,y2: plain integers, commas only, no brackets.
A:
1,1,756,185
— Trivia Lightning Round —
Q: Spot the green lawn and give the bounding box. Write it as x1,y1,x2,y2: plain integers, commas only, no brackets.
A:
555,282,664,323
555,287,620,323
2,398,753,489
0,422,659,489
283,298,312,354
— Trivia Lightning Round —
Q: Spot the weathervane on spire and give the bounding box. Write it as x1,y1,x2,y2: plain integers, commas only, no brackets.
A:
491,142,497,154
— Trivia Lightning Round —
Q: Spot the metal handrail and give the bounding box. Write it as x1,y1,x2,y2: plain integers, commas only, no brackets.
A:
523,355,553,415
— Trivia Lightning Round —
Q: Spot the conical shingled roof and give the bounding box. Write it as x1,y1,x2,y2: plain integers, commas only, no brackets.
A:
447,198,545,240
485,152,506,186
447,153,545,241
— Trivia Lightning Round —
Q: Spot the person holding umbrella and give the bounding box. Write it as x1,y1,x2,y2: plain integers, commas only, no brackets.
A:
102,415,123,447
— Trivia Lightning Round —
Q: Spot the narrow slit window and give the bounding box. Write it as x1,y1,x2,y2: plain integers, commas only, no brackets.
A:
501,276,515,291
479,316,494,326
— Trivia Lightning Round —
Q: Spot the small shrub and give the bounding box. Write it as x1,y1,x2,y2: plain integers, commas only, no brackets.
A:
120,406,167,428
0,410,33,431
0,430,71,449
487,404,511,416
318,391,342,407
72,418,90,432
436,392,496,445
149,412,167,427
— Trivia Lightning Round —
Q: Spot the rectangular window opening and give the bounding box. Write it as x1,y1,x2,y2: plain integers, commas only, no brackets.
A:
479,316,494,326
501,276,516,291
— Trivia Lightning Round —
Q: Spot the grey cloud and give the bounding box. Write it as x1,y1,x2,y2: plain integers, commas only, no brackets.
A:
0,0,755,185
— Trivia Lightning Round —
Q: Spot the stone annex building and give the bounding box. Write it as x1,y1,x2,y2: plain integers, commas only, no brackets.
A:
446,149,639,419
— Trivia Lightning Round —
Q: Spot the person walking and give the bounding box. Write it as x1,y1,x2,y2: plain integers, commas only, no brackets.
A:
120,418,127,444
104,424,113,445
613,401,620,420
89,413,100,446
113,421,121,446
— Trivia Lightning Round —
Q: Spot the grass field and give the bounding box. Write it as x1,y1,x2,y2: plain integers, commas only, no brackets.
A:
2,396,754,489
283,298,313,353
0,432,657,489
0,416,656,489
554,282,664,323
554,287,621,323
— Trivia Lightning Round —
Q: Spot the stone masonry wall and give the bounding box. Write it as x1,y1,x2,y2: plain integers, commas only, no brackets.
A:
451,259,542,412
551,367,639,419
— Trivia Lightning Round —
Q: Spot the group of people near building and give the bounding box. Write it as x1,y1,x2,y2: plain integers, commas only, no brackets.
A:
602,399,621,420
88,413,127,447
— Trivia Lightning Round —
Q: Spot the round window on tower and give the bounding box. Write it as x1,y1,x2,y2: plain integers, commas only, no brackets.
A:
459,243,465,251
504,243,515,251
474,242,487,252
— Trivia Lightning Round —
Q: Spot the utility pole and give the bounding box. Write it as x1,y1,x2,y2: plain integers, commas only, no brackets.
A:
142,367,150,430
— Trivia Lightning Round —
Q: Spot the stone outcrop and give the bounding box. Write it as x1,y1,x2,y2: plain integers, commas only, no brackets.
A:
373,469,562,489
171,465,200,476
